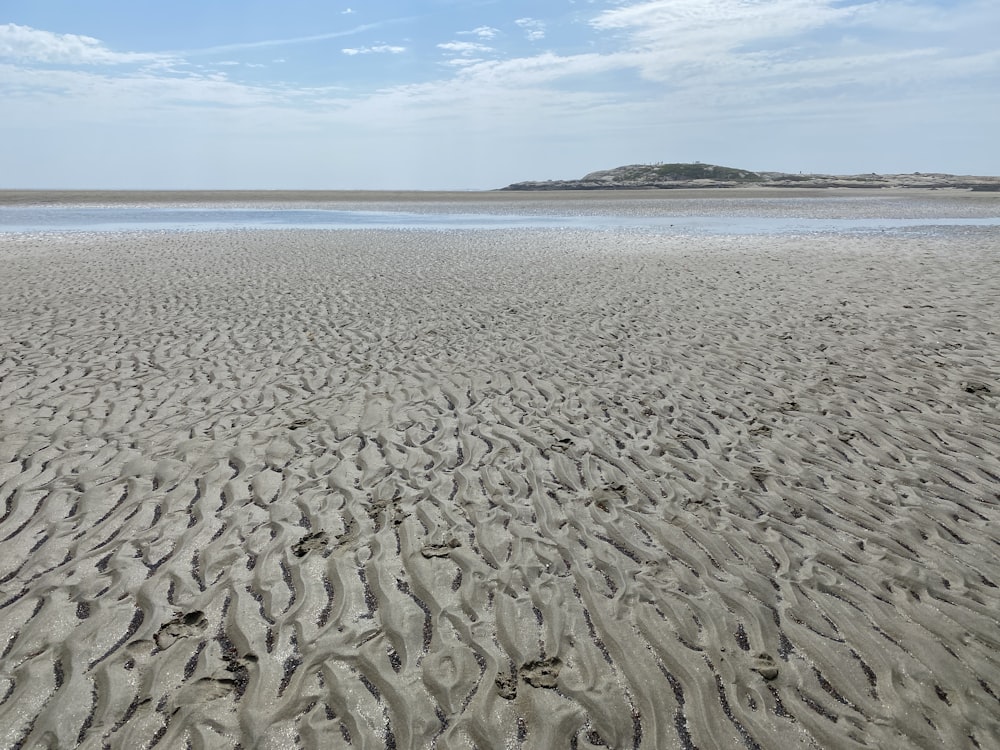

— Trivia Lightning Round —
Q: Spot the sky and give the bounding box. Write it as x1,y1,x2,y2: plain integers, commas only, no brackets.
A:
1,0,998,189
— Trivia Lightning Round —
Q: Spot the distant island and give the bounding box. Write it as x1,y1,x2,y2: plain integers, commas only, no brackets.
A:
501,162,1000,191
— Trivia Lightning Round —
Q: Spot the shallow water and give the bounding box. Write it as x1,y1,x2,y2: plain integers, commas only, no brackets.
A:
2,204,1000,235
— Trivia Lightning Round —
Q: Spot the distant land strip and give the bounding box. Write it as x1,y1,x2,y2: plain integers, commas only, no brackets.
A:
501,162,1000,191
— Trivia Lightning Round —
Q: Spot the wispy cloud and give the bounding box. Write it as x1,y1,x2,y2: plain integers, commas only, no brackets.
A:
0,19,413,65
437,41,493,56
177,23,399,56
342,45,406,56
586,0,858,88
590,0,854,52
0,23,168,65
357,0,998,129
514,18,546,41
0,63,286,117
459,26,499,40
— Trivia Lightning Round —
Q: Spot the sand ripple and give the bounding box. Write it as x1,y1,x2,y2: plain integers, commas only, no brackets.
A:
1,228,998,749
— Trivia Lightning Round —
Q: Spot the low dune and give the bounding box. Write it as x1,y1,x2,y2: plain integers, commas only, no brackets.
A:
0,224,998,748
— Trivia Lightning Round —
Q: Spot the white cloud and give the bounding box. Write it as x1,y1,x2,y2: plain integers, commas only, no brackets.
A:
846,0,987,33
459,26,499,40
514,18,546,41
586,0,879,84
349,0,999,135
0,20,409,66
571,0,1000,116
0,23,167,65
590,0,854,55
450,52,623,88
342,8,356,14
0,63,286,118
342,45,406,56
437,41,493,56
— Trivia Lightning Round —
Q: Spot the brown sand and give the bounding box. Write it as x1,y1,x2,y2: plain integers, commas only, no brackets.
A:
4,186,1000,205
0,224,998,748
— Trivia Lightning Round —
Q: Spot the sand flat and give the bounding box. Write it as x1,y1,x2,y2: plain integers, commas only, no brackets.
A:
1,225,998,749
5,186,1000,205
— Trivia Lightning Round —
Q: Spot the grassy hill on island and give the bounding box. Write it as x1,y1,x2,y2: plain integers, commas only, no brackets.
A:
582,163,761,183
501,162,1000,191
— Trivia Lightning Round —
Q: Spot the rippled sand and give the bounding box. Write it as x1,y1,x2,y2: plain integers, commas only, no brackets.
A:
1,227,998,749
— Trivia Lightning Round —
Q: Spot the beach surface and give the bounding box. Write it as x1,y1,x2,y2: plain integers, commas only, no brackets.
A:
1,219,998,748
4,186,1000,206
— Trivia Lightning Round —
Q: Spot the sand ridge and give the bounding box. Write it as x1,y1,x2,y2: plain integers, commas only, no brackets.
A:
0,227,998,748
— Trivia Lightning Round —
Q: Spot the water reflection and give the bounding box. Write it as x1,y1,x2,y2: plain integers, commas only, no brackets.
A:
1,205,999,235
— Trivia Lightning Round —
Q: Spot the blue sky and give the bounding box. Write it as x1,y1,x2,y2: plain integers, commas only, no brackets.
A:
1,0,998,189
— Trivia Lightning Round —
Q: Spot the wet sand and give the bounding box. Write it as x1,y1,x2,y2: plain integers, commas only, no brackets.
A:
1,225,998,748
4,186,1000,206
